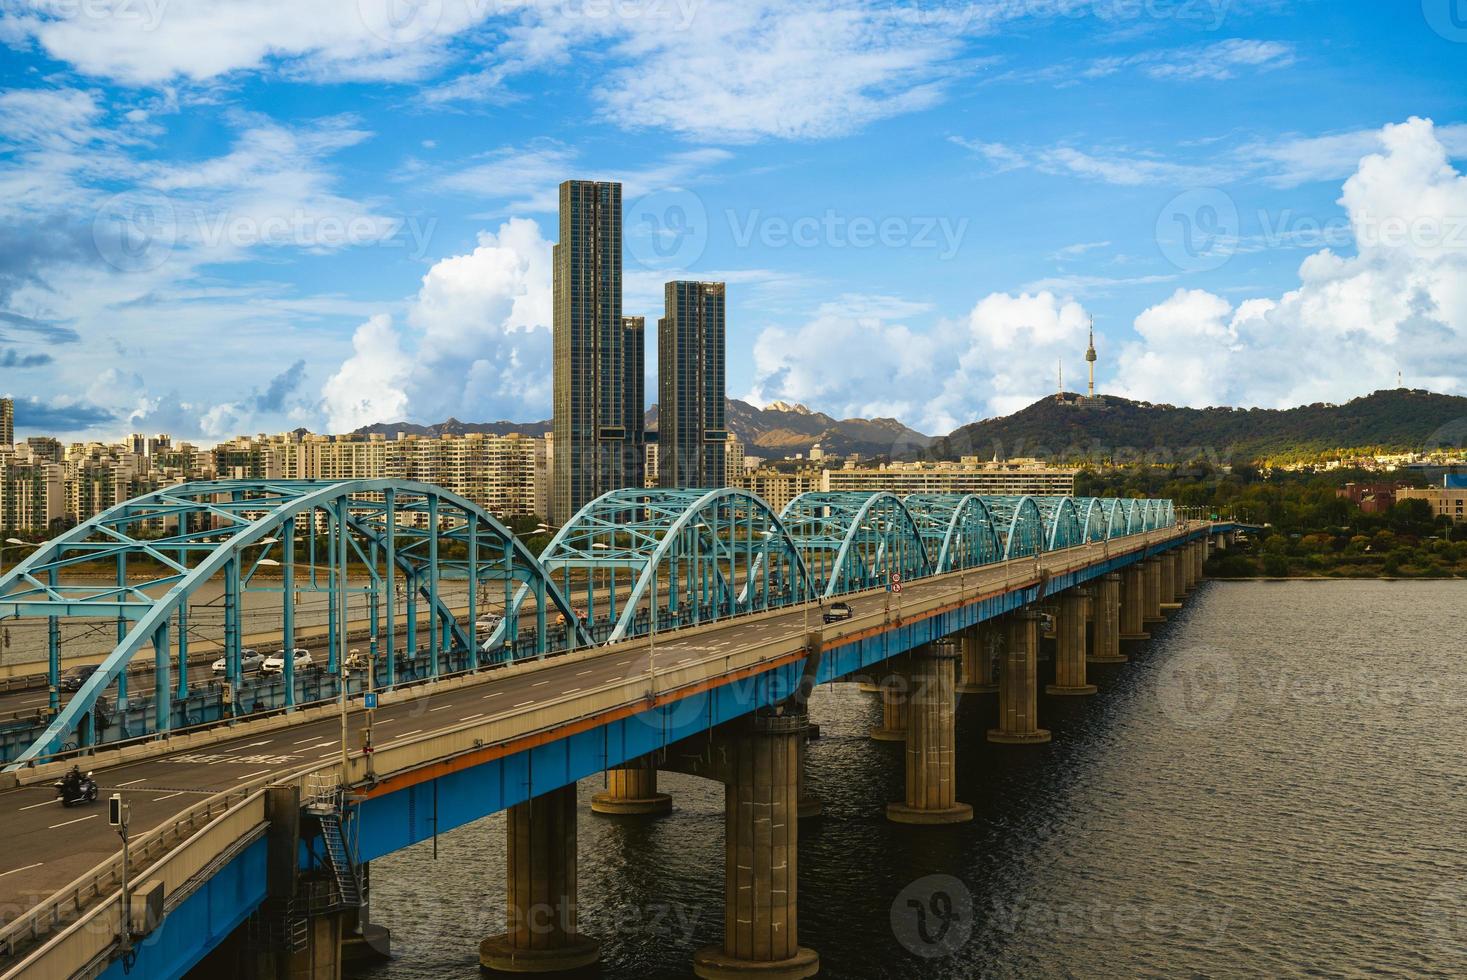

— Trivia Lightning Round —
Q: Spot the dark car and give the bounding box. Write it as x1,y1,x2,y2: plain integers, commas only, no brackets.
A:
822,602,854,624
59,664,99,692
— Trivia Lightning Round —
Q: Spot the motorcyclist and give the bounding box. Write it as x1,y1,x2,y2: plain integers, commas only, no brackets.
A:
64,765,82,796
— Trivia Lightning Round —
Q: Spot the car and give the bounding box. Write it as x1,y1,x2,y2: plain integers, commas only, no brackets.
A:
59,664,99,692
822,602,853,624
476,615,504,635
261,648,313,674
211,648,264,674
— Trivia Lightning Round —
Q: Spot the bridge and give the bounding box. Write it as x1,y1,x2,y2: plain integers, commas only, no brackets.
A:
0,479,1239,979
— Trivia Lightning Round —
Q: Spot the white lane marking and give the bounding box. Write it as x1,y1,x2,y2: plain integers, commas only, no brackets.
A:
241,740,273,748
564,687,581,694
513,700,535,708
317,754,339,761
616,660,632,666
152,792,183,802
374,719,395,726
293,735,322,745
576,669,593,676
459,713,483,721
116,778,148,787
19,799,59,811
429,704,452,712
531,680,549,688
0,863,43,878
48,814,97,830
236,770,272,782
306,741,335,750
483,692,503,700
396,729,423,738
676,658,692,664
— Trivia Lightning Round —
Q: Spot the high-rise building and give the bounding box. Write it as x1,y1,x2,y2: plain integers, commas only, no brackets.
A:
658,281,726,488
552,179,628,522
0,396,13,447
623,315,646,491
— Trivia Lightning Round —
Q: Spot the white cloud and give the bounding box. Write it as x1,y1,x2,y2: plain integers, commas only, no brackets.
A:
1112,117,1467,408
322,217,555,430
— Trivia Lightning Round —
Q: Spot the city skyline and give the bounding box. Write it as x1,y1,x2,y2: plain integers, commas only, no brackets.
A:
0,5,1463,445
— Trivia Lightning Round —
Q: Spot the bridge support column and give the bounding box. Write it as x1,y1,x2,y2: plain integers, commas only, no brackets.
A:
693,714,819,980
1161,552,1182,610
988,610,1050,745
1187,542,1202,591
956,623,998,694
1142,558,1165,624
592,756,672,815
1120,564,1149,641
870,656,909,742
1088,573,1126,664
1047,589,1096,696
480,784,600,975
1214,533,1226,552
888,639,971,825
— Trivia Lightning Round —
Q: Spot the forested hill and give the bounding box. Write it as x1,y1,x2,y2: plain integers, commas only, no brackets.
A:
926,389,1467,464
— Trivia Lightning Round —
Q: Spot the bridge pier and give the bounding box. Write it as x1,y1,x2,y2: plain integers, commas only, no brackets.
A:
592,756,672,815
888,638,971,825
1119,564,1149,641
870,655,910,741
692,713,820,980
988,609,1050,745
956,622,998,694
480,784,600,975
1088,572,1126,664
1046,589,1097,696
1142,557,1165,625
1160,552,1182,611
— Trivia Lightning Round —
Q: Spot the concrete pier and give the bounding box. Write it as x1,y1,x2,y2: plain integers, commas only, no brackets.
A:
1120,563,1149,641
1142,557,1165,624
480,784,600,975
591,755,672,816
888,639,972,825
988,609,1051,744
1046,589,1097,696
955,622,999,694
1088,572,1126,664
870,655,910,741
692,714,819,980
1160,552,1182,610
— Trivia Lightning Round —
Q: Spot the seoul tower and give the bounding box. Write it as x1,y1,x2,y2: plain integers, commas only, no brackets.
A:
1085,316,1098,399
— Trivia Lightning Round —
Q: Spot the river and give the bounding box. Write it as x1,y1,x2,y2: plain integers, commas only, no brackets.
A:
363,580,1467,978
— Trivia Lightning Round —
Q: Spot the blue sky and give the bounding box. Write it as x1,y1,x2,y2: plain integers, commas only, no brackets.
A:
1,0,1465,442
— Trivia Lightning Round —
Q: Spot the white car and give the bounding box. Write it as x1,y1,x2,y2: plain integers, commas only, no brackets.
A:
261,648,313,674
212,649,264,674
476,615,504,635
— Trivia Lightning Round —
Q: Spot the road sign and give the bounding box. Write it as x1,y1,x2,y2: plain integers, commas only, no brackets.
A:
889,571,902,594
364,692,378,709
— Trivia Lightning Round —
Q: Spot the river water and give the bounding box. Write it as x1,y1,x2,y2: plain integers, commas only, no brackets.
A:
364,580,1467,978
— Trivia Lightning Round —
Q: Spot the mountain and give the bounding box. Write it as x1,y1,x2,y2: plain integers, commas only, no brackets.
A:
925,389,1467,464
357,399,933,460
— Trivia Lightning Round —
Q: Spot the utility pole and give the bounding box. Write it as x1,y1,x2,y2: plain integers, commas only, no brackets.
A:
110,793,132,958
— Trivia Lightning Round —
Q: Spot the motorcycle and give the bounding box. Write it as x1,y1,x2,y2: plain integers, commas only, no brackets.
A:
54,771,98,807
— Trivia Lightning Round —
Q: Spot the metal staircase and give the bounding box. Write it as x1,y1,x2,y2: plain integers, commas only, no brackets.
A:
316,812,362,909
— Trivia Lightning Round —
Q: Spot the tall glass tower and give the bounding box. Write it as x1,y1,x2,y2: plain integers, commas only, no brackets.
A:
552,180,628,523
623,315,646,491
658,281,727,488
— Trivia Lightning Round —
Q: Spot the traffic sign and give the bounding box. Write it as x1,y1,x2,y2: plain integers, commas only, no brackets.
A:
364,692,378,710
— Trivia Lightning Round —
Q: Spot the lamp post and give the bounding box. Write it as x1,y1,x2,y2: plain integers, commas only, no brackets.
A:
0,537,37,577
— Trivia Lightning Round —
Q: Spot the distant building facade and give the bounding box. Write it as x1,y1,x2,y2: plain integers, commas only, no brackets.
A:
0,397,12,447
1398,477,1467,523
658,281,726,488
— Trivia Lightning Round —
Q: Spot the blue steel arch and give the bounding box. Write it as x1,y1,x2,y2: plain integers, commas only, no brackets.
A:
978,495,1046,559
1099,497,1132,537
535,487,817,644
1075,497,1111,542
1,480,591,766
1034,496,1084,551
903,494,1005,572
780,492,932,598
1122,498,1148,535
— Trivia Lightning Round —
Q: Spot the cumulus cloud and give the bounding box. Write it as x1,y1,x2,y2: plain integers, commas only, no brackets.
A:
322,218,554,431
1112,117,1467,408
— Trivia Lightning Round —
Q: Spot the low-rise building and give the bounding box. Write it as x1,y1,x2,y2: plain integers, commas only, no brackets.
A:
1397,477,1467,523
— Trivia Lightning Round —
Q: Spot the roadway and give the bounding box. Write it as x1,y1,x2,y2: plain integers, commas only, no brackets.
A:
0,528,1191,923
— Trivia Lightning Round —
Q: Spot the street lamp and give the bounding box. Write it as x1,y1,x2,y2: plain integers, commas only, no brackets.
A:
1,537,38,577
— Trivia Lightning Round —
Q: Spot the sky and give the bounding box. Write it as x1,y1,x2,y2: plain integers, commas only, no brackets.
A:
1,0,1466,443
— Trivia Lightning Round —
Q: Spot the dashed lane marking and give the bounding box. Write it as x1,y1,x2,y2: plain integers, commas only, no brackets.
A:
19,799,58,811
483,692,503,699
116,778,148,787
459,713,483,721
236,770,272,782
152,792,184,802
430,704,452,711
0,863,43,878
48,814,96,830
395,729,423,738
513,700,535,708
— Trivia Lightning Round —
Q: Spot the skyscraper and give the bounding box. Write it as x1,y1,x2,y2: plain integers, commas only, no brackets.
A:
658,281,727,488
552,180,631,522
0,396,12,447
623,316,646,492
